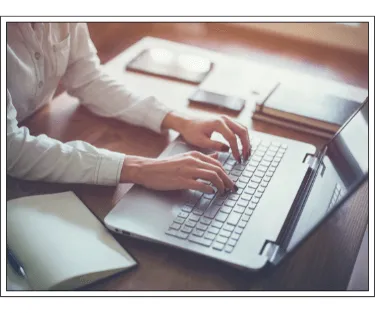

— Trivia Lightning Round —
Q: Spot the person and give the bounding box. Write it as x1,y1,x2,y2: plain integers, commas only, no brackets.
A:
7,23,251,195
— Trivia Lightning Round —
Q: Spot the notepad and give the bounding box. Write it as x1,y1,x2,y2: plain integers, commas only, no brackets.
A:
7,192,137,291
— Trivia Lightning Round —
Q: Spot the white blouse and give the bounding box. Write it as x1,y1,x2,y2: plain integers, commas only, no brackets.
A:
7,23,171,185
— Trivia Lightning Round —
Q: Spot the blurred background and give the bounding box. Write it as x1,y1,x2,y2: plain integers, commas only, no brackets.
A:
87,22,369,89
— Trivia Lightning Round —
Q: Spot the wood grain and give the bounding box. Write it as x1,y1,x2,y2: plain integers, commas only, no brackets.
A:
7,24,369,291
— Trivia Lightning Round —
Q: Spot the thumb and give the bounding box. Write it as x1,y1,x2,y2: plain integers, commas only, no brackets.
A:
202,139,230,152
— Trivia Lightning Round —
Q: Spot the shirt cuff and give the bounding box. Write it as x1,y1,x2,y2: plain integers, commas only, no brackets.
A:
95,151,125,185
143,97,173,134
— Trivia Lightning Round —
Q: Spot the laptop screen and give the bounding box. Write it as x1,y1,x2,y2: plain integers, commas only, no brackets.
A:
286,98,369,251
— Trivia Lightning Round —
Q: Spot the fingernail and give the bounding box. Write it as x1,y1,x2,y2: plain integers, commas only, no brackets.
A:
221,145,230,152
233,184,238,192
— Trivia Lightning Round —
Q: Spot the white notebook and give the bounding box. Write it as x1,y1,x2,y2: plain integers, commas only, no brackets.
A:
7,192,137,291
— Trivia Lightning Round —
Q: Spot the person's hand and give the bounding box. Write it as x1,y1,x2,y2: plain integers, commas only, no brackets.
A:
120,152,236,194
162,112,251,163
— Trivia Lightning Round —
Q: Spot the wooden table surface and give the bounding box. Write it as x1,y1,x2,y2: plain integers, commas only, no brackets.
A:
7,37,369,291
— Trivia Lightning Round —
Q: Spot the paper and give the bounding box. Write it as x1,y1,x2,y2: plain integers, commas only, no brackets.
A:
7,192,136,290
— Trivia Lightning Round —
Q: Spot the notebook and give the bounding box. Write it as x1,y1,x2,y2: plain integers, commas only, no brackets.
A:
6,192,137,291
253,83,362,137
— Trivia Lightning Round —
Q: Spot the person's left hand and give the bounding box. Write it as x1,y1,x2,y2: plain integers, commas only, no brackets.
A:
162,112,251,162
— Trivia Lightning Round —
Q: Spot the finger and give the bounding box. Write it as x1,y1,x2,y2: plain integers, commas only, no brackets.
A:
192,169,225,194
198,138,230,153
193,159,235,192
185,180,215,194
212,119,241,163
191,151,223,169
222,116,251,160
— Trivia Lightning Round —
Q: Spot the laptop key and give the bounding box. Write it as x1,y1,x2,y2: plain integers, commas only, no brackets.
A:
185,220,197,228
236,182,247,189
223,224,235,232
238,221,247,228
174,217,185,224
233,205,245,214
231,170,242,177
258,186,266,193
181,225,193,233
225,245,234,253
178,212,189,218
212,221,224,229
248,202,257,209
196,223,208,231
251,176,261,183
225,199,236,207
260,181,268,188
227,212,242,226
192,209,204,216
204,193,215,200
189,214,200,222
264,176,271,182
247,165,257,172
192,229,205,237
264,156,273,162
208,227,220,234
213,242,225,251
204,205,221,219
242,170,253,178
258,165,268,172
233,164,246,171
200,217,212,225
254,170,265,178
205,232,216,240
242,215,250,222
245,186,256,194
220,229,232,238
239,176,250,183
241,193,252,201
244,208,254,216
248,182,258,189
215,212,229,223
216,235,228,244
165,229,179,237
254,191,263,198
221,206,233,214
228,194,240,201
252,197,260,204
177,231,189,239
188,235,212,247
170,223,181,230
182,205,193,213
228,238,237,246
237,199,249,207
232,232,241,240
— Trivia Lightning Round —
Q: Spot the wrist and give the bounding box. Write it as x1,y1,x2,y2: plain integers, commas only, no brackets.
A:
120,155,145,184
161,111,190,134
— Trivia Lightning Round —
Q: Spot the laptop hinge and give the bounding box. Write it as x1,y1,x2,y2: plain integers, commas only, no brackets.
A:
260,240,284,265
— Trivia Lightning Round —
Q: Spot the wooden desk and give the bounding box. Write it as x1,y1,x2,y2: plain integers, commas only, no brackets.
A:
7,37,369,291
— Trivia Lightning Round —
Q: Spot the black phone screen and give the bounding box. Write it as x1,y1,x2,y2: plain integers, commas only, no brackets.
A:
189,89,245,112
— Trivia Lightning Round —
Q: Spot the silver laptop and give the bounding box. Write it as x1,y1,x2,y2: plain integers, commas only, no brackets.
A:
105,98,368,271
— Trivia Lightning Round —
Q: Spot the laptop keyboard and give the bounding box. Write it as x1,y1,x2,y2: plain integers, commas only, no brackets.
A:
165,137,288,253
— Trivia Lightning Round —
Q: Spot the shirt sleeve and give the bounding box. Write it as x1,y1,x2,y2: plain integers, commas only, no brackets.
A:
60,23,172,134
7,89,125,185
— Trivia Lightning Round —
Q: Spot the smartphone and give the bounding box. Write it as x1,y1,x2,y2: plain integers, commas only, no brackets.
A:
189,89,245,113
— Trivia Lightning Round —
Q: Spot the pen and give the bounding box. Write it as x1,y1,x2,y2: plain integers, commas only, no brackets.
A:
7,246,26,277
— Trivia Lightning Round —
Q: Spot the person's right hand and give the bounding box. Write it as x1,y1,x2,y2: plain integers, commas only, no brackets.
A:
120,151,236,194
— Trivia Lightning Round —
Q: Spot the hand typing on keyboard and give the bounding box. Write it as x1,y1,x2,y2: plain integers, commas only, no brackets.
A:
121,113,251,194
120,151,236,194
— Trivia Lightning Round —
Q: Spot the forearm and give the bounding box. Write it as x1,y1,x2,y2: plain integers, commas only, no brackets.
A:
161,111,190,133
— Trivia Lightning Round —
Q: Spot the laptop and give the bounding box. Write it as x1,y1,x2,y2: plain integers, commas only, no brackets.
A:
105,98,369,271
